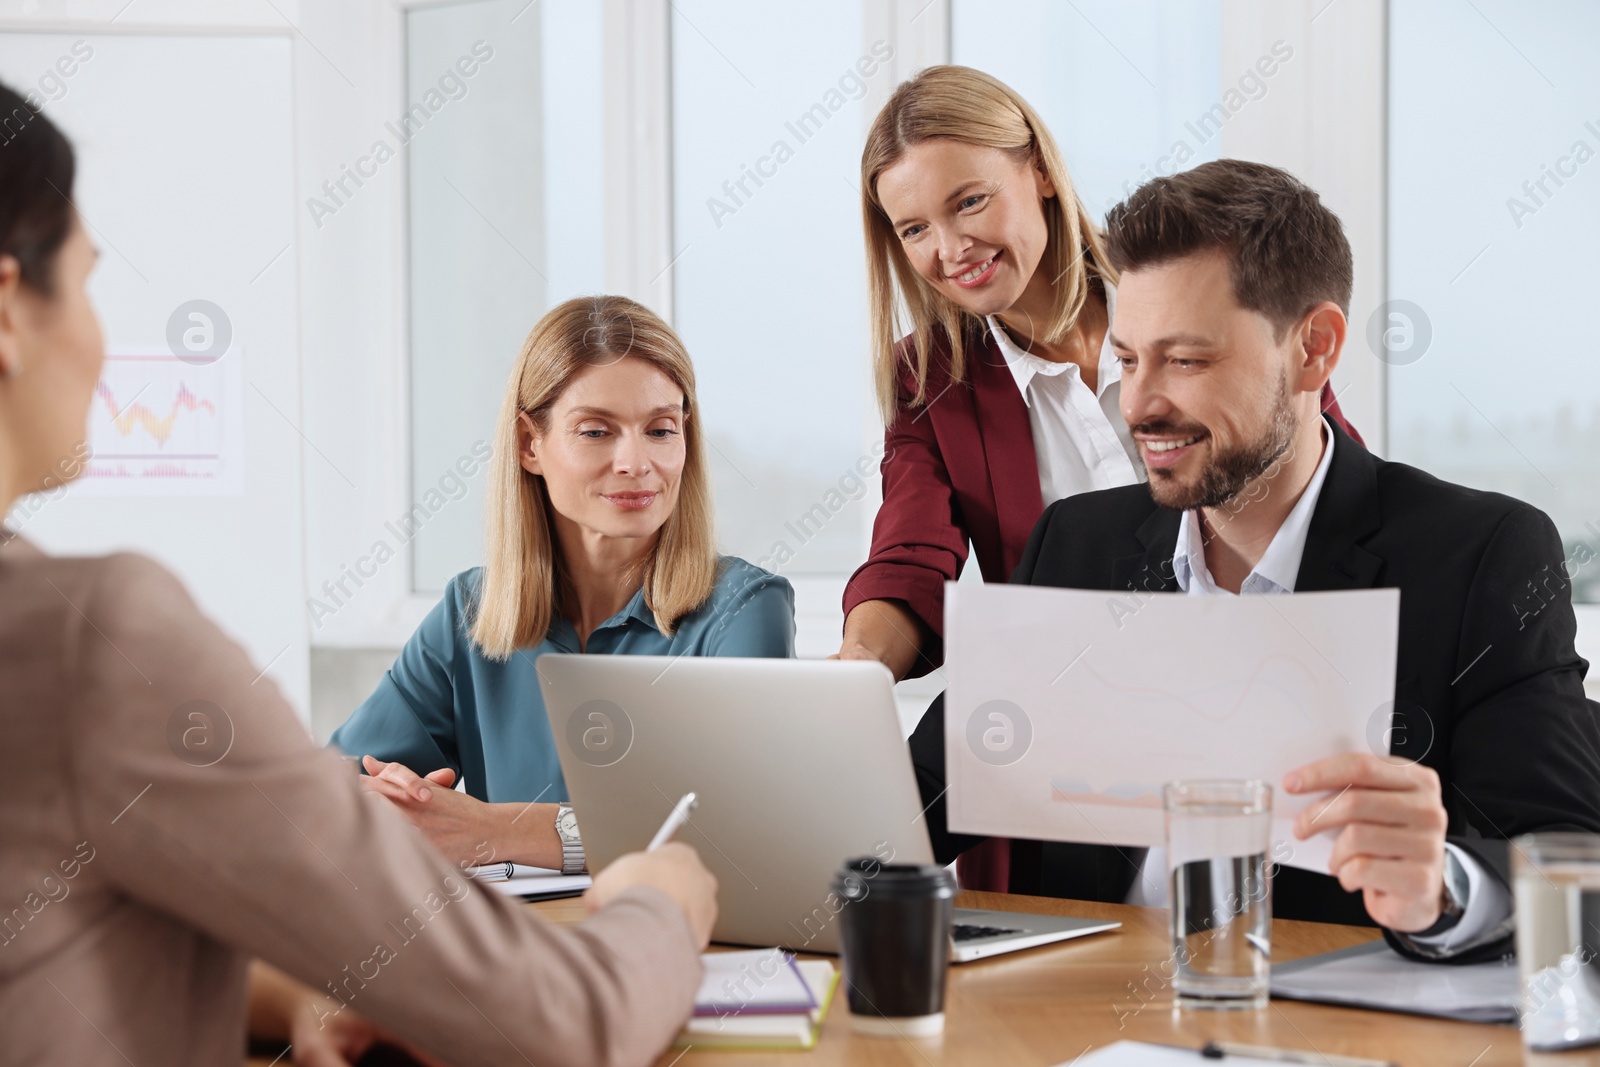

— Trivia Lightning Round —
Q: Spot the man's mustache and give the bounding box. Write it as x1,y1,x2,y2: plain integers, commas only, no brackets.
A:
1128,422,1208,438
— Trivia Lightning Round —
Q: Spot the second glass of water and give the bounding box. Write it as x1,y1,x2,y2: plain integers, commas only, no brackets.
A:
1163,779,1273,1010
1514,832,1600,1051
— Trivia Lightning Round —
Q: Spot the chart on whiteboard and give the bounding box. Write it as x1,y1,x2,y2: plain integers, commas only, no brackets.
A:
80,350,244,495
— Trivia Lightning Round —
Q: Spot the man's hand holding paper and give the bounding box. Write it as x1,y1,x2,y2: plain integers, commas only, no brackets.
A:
1286,752,1449,932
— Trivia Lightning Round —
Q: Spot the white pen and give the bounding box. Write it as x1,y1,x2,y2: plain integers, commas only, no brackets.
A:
647,792,698,851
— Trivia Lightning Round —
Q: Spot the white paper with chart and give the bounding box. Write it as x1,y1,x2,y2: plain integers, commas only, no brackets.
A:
944,583,1399,873
79,347,245,495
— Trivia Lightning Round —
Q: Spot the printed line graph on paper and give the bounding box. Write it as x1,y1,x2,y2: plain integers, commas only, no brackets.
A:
1075,655,1325,726
1045,654,1328,810
86,354,227,481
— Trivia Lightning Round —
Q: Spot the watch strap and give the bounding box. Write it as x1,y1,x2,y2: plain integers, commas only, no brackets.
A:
1411,849,1470,938
556,805,586,876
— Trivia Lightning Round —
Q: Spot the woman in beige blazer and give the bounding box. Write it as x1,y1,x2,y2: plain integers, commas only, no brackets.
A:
0,82,716,1067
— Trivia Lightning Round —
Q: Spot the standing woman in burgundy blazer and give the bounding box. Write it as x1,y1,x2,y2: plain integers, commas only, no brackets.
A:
837,66,1361,683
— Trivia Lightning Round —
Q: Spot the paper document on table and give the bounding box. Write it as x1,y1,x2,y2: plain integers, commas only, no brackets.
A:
945,583,1399,874
1055,1041,1292,1065
1270,941,1520,1023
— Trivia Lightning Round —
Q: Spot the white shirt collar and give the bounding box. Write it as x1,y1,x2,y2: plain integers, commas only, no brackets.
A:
1172,417,1336,596
987,283,1120,408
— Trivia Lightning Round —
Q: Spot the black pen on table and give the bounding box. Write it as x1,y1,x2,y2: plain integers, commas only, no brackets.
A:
1201,1040,1398,1067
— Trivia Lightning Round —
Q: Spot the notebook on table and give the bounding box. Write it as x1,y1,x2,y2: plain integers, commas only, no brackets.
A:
1269,940,1519,1024
675,948,839,1051
466,863,593,901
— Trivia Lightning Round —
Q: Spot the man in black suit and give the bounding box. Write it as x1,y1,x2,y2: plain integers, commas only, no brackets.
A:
911,159,1600,962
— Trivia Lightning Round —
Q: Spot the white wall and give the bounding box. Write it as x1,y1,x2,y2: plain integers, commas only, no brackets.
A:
0,0,442,715
0,9,309,710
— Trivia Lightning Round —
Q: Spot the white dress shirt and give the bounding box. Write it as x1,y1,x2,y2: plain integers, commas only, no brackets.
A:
1121,419,1510,951
986,283,1141,507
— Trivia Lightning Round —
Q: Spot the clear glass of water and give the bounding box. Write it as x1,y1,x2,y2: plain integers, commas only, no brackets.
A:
1514,833,1600,1051
1163,779,1273,1010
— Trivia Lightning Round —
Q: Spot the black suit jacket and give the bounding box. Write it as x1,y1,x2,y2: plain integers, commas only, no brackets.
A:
911,422,1600,961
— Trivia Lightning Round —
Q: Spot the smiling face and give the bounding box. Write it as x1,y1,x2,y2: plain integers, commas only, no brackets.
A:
1112,248,1335,511
519,354,687,547
873,138,1056,320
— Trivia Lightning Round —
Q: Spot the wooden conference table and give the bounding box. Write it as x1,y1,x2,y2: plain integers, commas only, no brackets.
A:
645,891,1549,1067
250,890,1600,1067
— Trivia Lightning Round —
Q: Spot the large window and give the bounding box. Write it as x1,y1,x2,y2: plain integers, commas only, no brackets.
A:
405,0,606,592
670,0,878,582
952,0,1222,223
1388,0,1600,602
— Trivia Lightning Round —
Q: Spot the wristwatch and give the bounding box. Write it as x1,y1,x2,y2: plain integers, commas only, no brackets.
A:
1416,848,1470,938
555,805,586,875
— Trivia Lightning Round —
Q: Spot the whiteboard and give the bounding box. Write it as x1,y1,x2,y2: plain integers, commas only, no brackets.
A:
0,32,308,716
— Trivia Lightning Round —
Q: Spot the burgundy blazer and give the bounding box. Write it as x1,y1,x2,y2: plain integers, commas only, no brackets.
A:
843,325,1364,892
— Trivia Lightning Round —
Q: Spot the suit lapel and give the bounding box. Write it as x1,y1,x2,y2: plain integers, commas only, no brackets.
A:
1112,506,1182,593
1294,421,1384,592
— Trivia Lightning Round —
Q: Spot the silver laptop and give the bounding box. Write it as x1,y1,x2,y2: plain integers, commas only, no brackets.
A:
537,655,1118,962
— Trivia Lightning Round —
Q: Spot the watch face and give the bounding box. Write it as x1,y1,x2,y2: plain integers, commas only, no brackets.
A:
557,809,579,837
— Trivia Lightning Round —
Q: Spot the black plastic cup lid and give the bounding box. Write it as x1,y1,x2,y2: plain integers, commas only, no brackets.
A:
831,859,957,901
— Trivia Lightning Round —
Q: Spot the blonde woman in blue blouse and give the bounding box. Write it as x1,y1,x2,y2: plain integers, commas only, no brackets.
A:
334,295,795,872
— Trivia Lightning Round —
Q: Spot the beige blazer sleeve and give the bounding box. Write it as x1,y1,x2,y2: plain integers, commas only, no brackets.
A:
64,552,701,1067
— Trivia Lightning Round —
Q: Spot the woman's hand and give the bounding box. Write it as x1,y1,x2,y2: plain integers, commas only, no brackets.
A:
356,756,564,869
250,960,450,1067
358,755,498,866
359,754,459,800
835,599,929,681
285,991,451,1067
586,842,719,949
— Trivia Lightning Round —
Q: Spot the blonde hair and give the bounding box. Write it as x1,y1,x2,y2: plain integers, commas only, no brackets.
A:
861,65,1117,422
470,295,719,659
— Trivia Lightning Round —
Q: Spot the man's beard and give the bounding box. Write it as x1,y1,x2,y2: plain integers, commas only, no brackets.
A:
1142,374,1298,512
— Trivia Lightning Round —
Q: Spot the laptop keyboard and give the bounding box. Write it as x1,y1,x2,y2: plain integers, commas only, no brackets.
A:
952,922,1024,942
